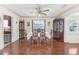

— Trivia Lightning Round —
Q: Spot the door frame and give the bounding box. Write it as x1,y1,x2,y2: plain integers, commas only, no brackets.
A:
4,15,12,45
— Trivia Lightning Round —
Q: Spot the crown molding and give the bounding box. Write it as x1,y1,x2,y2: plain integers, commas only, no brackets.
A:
1,5,21,17
55,5,78,17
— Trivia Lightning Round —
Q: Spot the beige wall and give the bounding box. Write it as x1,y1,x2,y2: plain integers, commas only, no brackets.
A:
0,5,20,49
64,16,79,43
58,5,79,43
21,16,54,39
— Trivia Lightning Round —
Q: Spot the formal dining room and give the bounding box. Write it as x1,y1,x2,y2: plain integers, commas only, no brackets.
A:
0,4,79,55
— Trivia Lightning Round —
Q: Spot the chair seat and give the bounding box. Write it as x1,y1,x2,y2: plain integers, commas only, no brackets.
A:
40,37,47,44
31,36,39,45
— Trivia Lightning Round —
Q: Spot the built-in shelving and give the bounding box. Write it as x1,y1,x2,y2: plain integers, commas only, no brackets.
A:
19,20,25,39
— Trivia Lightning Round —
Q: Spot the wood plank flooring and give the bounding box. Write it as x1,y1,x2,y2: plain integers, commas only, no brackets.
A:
0,39,79,55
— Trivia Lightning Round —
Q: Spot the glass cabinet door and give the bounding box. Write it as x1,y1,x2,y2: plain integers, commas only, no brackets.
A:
60,20,64,32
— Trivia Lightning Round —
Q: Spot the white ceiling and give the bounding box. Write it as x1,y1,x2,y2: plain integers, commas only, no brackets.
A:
3,4,75,17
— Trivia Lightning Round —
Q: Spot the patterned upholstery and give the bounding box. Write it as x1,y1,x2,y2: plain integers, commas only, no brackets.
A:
40,32,47,44
31,31,39,45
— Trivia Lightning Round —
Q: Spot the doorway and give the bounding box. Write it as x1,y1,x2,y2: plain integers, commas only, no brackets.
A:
4,15,12,46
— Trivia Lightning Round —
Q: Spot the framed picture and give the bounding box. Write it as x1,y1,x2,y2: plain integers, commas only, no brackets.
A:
27,22,30,26
69,19,77,32
48,21,50,26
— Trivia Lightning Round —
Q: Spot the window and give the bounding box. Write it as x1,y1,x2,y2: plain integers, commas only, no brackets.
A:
33,20,45,32
4,20,8,28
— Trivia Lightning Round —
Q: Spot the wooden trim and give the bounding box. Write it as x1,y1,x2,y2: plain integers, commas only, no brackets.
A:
4,15,11,20
4,31,11,34
44,20,46,32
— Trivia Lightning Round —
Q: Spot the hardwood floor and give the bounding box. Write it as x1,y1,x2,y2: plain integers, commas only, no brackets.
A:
0,39,79,55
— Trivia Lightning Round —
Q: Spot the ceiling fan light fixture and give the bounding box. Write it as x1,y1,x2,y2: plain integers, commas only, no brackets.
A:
38,14,41,16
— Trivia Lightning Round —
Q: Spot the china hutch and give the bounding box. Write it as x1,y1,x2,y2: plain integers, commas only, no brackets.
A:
19,20,25,39
53,18,64,42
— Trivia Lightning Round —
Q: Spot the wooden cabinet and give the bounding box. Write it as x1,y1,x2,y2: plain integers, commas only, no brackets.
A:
53,18,64,42
19,21,25,39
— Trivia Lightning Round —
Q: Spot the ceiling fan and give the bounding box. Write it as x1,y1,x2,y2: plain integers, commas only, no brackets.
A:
30,5,50,16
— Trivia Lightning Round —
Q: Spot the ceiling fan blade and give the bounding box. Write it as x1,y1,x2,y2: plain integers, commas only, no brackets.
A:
40,12,47,15
35,8,39,11
31,5,49,16
35,7,41,13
